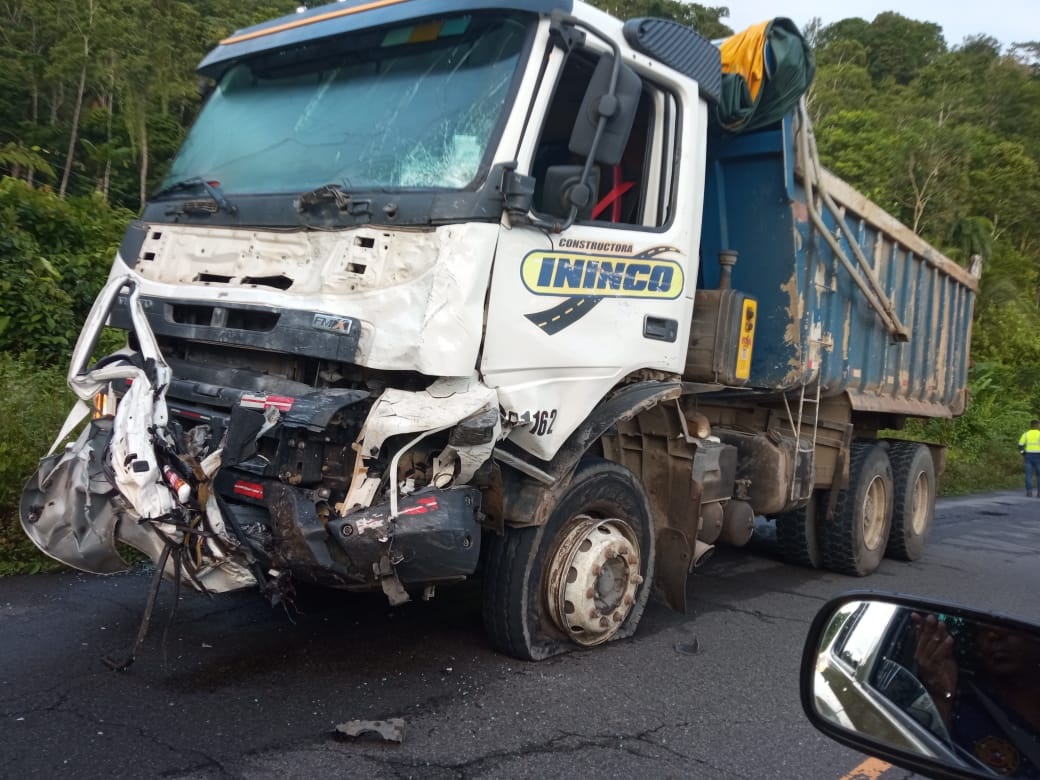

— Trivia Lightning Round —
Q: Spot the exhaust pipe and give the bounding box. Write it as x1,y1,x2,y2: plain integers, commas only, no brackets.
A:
691,539,715,570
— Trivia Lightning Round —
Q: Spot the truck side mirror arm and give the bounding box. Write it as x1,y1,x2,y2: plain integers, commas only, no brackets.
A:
502,164,535,224
524,14,640,234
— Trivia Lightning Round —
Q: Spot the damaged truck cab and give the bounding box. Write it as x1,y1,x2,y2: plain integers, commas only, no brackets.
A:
21,0,978,661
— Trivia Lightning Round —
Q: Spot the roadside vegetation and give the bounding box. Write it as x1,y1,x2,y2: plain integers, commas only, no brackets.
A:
0,0,1037,574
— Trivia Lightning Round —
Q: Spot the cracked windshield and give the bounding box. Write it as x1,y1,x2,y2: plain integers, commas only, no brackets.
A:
161,13,529,195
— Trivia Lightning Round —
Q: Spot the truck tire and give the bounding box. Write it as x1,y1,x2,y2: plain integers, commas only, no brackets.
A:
775,491,824,569
481,458,654,661
885,442,935,561
820,442,893,577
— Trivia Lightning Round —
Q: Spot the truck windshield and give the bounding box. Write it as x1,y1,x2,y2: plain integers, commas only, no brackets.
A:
161,12,530,197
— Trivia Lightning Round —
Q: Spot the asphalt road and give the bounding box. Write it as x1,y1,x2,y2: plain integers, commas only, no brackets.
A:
2,490,1037,780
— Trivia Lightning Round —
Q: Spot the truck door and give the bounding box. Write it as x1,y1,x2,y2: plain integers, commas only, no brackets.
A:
482,44,709,460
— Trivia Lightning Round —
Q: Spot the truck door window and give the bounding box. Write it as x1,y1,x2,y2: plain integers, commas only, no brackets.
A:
531,52,676,228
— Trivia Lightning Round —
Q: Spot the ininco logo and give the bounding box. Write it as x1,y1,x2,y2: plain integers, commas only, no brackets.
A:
522,246,685,335
521,251,683,299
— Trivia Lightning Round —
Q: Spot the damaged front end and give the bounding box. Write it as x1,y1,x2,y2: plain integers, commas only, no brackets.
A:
21,275,499,608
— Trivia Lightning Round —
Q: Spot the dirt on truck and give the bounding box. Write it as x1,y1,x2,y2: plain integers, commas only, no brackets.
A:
21,1,978,661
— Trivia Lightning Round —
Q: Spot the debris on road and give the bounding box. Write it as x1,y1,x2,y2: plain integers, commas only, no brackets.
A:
334,718,405,744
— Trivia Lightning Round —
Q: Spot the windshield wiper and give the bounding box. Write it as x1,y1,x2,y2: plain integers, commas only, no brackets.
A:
296,184,372,219
152,176,237,215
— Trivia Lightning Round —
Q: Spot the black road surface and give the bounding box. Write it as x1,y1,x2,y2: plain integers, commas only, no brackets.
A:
2,491,1037,779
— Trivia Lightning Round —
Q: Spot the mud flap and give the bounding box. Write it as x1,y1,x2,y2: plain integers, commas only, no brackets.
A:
654,526,690,613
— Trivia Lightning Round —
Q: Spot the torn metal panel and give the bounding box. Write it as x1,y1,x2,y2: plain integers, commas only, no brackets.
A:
21,421,128,575
21,276,257,593
360,377,500,455
337,378,501,517
132,226,430,294
120,222,500,376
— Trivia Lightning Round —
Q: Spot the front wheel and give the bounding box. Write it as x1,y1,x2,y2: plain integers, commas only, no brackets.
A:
481,458,655,661
820,442,893,577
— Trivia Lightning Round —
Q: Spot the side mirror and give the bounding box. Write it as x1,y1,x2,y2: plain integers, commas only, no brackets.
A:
801,592,1040,779
541,165,601,221
569,53,642,166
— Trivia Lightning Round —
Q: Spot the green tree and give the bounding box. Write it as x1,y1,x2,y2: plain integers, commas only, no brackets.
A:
100,0,207,204
815,17,872,53
967,138,1040,246
0,0,65,186
864,12,945,84
812,108,897,206
0,142,54,181
0,177,131,362
807,39,874,122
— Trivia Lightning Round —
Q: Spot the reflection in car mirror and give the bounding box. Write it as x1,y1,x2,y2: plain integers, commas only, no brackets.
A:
801,592,1040,779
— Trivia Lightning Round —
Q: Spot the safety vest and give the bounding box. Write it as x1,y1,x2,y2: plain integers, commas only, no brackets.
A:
1020,429,1040,452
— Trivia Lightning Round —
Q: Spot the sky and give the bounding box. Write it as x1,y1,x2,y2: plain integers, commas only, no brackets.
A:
722,0,1039,49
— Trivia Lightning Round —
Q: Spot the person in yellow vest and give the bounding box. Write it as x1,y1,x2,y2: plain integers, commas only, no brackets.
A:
1018,419,1040,497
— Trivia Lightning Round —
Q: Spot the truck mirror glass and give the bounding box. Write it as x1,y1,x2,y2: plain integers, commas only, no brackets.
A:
801,592,1040,780
568,53,641,166
542,165,600,220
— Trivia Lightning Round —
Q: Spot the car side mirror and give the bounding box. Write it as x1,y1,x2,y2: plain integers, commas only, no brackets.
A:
569,52,641,166
801,592,1040,779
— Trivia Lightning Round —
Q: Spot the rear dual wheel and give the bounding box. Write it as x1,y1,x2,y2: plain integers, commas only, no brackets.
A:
885,442,935,561
821,442,893,577
481,458,655,661
782,441,935,575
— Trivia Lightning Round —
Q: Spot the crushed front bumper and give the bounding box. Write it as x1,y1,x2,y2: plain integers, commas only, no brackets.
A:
19,274,485,605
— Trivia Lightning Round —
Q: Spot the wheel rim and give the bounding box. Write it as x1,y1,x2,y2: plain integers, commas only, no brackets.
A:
909,471,930,534
861,475,889,551
545,514,643,646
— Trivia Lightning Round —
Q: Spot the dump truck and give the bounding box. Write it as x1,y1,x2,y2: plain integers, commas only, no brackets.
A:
21,0,979,661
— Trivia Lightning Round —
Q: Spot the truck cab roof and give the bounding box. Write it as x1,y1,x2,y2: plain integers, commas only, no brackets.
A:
198,0,575,78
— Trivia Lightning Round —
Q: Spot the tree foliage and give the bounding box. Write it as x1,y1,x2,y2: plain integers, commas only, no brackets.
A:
0,178,131,362
0,353,72,575
0,0,298,209
590,0,733,38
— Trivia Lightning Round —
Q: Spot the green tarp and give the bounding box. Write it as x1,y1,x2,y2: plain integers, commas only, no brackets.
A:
717,18,816,133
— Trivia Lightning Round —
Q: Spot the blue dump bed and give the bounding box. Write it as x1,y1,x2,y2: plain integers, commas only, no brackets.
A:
699,112,979,418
